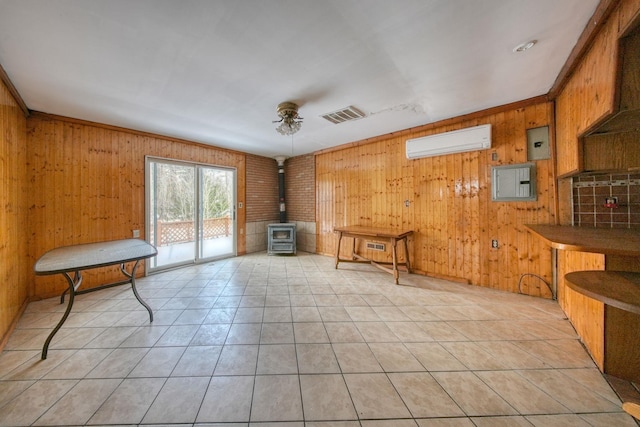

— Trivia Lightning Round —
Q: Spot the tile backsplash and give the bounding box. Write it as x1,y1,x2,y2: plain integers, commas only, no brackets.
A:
573,173,640,228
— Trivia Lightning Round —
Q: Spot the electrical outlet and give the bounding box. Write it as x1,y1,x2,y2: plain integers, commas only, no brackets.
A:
132,229,140,238
491,239,499,249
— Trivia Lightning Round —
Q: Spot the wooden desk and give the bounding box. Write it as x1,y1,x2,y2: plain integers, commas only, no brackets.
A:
34,239,157,359
334,226,413,284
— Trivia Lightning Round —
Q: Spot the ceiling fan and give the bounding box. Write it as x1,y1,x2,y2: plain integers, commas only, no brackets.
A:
273,101,303,136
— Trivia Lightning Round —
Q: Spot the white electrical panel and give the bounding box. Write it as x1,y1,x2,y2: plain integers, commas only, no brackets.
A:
526,126,550,160
492,163,537,201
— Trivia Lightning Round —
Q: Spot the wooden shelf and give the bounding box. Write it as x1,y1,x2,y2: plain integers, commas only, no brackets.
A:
565,271,640,315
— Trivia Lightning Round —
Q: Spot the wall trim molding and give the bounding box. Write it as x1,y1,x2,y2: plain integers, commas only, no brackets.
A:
0,63,29,117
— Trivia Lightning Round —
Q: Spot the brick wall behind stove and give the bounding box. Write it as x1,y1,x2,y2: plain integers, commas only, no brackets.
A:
244,154,317,253
245,155,279,253
285,154,315,222
286,155,316,253
573,173,640,228
246,154,279,222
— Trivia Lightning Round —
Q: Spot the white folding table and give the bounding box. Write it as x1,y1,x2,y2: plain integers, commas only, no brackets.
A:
34,239,157,359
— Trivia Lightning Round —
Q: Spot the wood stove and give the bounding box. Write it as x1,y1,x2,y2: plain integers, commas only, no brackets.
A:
267,223,296,255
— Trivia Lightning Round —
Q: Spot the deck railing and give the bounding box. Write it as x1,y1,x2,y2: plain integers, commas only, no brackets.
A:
154,217,232,246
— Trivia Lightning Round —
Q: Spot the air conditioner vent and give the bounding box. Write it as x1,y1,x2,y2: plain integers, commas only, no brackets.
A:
321,106,366,124
406,124,492,159
366,242,386,251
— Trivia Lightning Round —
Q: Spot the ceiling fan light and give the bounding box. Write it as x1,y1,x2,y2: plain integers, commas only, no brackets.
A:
275,102,303,135
513,40,537,53
276,120,302,136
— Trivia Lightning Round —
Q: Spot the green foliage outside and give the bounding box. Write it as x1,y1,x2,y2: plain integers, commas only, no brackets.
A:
153,163,232,222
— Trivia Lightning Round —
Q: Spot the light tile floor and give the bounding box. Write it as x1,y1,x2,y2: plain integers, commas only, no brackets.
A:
0,252,637,426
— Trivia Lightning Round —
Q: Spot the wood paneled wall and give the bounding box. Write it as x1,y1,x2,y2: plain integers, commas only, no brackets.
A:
27,114,246,298
0,79,30,345
316,100,556,296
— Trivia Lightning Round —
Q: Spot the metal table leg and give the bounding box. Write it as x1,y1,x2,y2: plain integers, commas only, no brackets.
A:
42,271,80,359
42,260,154,359
122,260,153,322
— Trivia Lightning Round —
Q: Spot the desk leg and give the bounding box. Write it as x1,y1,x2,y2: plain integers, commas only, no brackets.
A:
551,248,557,300
121,261,154,322
391,238,399,284
42,271,80,360
351,237,357,260
403,237,412,273
59,271,81,304
335,232,343,269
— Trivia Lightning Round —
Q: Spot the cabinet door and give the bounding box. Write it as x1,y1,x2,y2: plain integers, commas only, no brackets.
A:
555,125,582,178
554,18,619,177
583,131,640,171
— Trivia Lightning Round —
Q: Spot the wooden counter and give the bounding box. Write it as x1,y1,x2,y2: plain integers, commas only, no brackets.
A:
526,224,640,383
525,224,640,256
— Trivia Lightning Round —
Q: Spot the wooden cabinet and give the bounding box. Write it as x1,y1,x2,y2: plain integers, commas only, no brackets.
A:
555,9,640,177
583,130,640,171
554,17,618,177
605,26,640,121
582,28,640,173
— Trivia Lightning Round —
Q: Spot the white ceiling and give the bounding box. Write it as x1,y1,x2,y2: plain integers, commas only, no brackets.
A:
0,0,599,158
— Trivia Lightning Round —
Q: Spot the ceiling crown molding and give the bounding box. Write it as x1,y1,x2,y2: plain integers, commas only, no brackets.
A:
0,63,29,117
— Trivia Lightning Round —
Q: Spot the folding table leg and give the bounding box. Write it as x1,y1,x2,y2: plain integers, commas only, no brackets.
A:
121,260,154,322
42,271,80,359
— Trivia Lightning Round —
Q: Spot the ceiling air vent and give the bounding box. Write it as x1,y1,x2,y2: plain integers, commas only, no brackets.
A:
321,106,366,124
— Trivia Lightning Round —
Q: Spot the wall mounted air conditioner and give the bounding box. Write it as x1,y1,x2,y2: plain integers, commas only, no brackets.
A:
406,124,492,159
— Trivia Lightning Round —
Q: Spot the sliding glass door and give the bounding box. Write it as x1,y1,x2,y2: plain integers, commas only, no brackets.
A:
146,157,236,272
198,166,235,260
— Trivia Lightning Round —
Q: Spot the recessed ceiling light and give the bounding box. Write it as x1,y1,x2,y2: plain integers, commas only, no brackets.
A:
513,40,537,53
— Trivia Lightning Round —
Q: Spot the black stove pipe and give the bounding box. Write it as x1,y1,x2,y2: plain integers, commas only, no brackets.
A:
275,156,287,223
